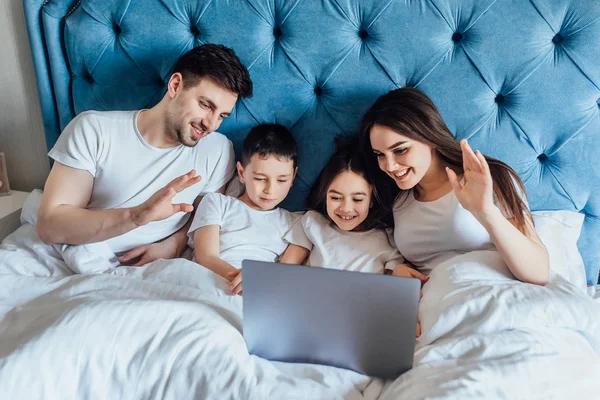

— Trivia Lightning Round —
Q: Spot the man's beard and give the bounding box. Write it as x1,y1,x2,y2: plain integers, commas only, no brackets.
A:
169,120,200,148
175,128,197,147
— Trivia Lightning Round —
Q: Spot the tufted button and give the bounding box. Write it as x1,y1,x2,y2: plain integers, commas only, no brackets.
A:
495,94,505,104
358,29,368,39
538,153,548,162
190,26,200,36
113,24,121,35
273,27,282,38
82,71,95,84
314,86,323,96
452,32,463,43
552,33,564,44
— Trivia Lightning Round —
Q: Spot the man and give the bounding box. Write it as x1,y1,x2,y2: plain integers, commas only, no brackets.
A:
37,44,253,266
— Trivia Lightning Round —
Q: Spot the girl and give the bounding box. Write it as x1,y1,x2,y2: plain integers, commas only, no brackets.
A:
357,87,549,285
279,140,405,276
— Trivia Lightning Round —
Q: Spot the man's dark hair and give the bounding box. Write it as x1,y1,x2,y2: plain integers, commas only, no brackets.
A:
172,44,253,98
241,124,298,168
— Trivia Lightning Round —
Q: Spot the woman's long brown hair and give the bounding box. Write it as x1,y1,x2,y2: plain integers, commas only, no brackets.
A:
357,87,532,234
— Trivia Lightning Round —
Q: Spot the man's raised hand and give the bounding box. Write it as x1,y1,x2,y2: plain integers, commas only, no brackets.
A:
133,170,201,226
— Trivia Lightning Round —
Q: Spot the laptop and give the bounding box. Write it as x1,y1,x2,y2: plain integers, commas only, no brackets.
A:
242,260,421,379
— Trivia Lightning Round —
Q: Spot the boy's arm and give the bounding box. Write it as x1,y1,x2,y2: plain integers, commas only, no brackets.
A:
231,242,309,297
279,244,310,265
194,224,238,279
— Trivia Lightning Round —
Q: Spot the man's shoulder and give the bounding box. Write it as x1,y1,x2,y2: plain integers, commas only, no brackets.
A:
192,131,232,153
76,110,138,124
68,110,138,135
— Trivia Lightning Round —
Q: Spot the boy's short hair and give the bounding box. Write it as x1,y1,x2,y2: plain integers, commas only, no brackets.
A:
172,44,253,98
241,124,298,168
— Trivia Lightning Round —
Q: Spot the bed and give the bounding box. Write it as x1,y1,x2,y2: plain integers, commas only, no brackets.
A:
0,0,598,398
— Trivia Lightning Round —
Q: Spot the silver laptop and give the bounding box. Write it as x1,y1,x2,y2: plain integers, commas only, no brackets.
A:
242,260,420,379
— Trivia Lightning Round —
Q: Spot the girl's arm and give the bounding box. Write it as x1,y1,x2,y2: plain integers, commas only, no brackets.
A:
446,140,549,285
279,243,310,265
194,225,238,280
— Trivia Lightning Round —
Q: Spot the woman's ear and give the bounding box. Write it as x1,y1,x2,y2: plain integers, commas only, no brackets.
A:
236,161,245,184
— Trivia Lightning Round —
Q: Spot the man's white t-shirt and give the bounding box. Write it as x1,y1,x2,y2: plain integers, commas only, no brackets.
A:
284,210,403,274
187,193,299,269
49,110,235,253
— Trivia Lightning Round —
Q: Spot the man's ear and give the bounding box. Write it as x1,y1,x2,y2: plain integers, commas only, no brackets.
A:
167,72,183,99
291,166,298,185
236,161,246,183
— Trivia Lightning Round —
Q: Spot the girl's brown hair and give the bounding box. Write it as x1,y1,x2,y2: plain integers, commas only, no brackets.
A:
357,87,531,234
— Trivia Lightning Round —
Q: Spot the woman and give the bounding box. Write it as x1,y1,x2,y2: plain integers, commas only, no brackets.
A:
357,87,549,285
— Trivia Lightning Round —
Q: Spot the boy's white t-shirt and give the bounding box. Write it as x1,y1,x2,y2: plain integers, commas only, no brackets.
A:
188,193,299,269
49,110,235,253
284,210,403,274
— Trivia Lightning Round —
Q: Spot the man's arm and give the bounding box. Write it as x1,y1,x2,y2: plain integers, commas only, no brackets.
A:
117,183,228,265
37,162,200,245
38,162,138,244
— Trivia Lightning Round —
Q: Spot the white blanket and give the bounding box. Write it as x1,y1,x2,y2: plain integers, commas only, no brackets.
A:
0,189,119,276
0,233,599,398
0,259,381,399
381,251,600,399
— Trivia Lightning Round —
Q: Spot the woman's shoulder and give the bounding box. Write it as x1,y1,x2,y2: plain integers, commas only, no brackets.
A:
392,191,417,214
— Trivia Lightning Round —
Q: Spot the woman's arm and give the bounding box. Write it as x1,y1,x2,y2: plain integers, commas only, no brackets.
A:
446,139,549,285
279,244,310,265
194,225,238,279
477,208,548,285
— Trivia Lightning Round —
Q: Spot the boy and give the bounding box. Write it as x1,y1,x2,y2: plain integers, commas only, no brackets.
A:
189,123,299,295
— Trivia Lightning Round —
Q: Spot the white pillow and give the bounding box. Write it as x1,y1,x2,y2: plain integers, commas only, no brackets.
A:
532,210,586,291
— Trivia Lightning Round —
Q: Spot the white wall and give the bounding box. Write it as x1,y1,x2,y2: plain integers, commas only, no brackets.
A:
0,0,50,192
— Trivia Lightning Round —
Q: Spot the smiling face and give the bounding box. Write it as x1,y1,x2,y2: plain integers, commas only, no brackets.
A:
165,74,238,147
369,124,438,190
237,154,297,211
325,171,373,231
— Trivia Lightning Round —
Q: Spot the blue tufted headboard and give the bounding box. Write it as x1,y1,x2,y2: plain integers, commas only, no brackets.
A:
23,0,600,283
